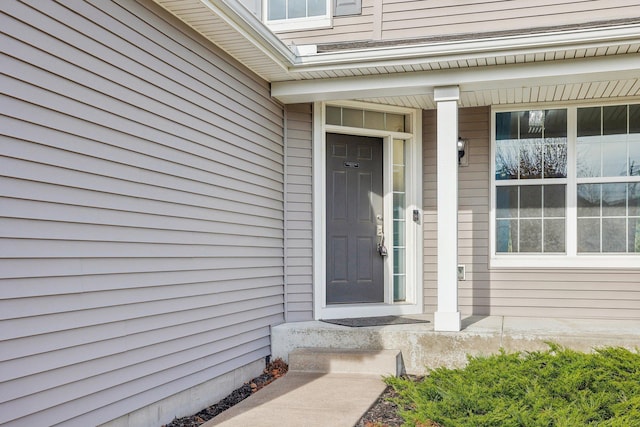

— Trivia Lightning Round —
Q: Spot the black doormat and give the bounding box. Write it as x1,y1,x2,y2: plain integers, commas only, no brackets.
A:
321,315,430,327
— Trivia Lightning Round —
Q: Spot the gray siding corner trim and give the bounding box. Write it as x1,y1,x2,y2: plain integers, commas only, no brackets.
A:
0,0,285,425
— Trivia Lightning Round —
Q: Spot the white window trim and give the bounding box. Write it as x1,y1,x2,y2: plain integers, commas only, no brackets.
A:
313,101,423,320
265,0,331,32
490,102,640,269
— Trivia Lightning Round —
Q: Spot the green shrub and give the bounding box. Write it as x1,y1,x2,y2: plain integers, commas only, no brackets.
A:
386,345,640,427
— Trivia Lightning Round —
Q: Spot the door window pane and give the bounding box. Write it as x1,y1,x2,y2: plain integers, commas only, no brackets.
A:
394,275,406,302
326,106,341,125
386,113,405,132
343,108,363,128
364,110,385,130
326,106,409,134
392,139,406,302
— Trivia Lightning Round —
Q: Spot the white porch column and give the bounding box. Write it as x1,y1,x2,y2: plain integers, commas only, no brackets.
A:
434,86,461,332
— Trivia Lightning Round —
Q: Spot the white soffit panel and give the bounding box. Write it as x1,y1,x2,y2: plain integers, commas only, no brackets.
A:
152,0,640,108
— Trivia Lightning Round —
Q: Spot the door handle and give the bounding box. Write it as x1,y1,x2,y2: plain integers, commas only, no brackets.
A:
376,215,388,257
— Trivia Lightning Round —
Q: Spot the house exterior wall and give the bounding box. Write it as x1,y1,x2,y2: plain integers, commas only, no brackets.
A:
273,0,640,46
423,107,640,320
0,0,284,425
284,104,314,321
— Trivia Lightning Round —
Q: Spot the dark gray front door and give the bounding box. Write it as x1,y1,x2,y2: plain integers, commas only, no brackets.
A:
326,133,384,304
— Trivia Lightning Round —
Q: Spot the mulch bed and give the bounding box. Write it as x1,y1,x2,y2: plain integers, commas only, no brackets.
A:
162,359,288,427
163,358,408,427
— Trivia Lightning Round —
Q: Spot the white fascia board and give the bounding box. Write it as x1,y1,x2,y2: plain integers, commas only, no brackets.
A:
292,24,640,71
272,54,640,103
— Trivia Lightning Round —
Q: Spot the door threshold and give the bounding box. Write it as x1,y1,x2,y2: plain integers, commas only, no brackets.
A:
318,302,422,320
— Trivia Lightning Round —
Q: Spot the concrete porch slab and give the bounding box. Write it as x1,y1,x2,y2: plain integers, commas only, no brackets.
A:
271,315,640,375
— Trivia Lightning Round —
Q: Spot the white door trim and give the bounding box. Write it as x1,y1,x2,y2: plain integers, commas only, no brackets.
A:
312,101,423,320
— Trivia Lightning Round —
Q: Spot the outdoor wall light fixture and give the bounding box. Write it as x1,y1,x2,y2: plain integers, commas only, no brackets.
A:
457,137,468,166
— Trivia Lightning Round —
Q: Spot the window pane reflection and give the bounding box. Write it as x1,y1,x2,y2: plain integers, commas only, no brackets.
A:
496,187,518,218
497,219,518,252
577,184,601,217
495,109,567,180
602,183,626,217
578,218,600,252
603,105,627,135
268,0,286,19
308,0,325,16
288,0,306,18
520,219,542,252
495,185,565,253
544,219,566,252
629,218,640,253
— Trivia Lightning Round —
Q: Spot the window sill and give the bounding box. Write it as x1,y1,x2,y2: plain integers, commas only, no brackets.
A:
266,17,331,33
490,254,640,269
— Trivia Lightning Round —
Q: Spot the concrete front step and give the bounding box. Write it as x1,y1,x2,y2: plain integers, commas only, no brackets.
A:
288,348,404,377
272,316,640,375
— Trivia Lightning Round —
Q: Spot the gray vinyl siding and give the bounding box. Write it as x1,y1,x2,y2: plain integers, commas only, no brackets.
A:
0,0,284,425
423,107,640,320
275,0,640,46
382,0,640,40
284,104,314,321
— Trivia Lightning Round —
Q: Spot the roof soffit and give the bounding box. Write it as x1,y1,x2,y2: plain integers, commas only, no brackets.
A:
152,0,640,106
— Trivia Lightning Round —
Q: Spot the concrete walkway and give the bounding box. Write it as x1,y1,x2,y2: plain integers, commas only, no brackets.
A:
203,315,640,427
203,372,387,427
204,348,401,426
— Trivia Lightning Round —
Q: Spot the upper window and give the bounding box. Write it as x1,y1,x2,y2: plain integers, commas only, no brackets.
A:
492,104,640,266
265,0,331,32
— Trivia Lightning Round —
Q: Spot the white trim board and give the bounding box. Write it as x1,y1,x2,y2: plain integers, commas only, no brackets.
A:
313,101,423,320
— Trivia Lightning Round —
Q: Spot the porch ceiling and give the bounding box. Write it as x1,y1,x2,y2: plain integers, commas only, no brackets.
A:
153,0,640,108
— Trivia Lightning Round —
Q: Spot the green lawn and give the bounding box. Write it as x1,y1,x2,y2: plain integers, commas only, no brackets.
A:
386,345,640,427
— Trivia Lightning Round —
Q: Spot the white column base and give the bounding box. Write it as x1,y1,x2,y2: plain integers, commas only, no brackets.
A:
434,311,461,332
